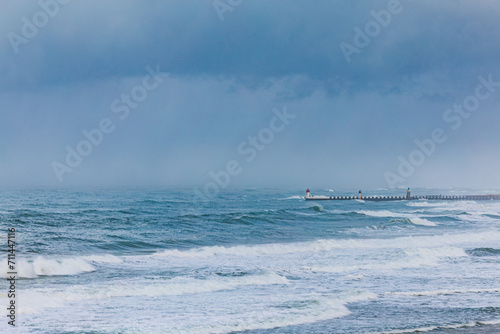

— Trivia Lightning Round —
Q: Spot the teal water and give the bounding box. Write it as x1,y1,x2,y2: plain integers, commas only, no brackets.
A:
0,187,499,333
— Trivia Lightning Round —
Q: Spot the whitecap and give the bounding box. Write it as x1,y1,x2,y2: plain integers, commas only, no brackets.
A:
408,217,437,226
389,287,500,296
0,256,96,279
151,230,500,259
82,254,123,264
14,272,289,314
281,195,303,200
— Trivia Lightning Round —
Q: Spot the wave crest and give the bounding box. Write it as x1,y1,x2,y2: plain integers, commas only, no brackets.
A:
0,256,96,279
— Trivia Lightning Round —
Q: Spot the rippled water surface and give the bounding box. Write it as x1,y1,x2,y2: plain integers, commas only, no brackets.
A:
0,187,499,333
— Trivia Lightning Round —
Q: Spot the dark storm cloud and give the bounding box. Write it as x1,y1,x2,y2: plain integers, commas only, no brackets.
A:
2,0,499,91
1,0,500,188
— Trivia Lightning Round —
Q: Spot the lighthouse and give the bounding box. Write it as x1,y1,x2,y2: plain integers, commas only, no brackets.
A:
306,188,312,198
406,187,411,200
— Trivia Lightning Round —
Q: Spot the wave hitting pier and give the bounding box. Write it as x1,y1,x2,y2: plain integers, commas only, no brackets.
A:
304,188,500,202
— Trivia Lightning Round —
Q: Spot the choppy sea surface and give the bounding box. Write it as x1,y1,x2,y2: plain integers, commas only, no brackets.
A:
0,187,499,334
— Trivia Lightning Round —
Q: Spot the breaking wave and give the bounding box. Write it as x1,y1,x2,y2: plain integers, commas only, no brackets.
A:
281,195,303,200
15,272,289,314
310,247,466,273
152,231,500,259
407,217,437,226
0,256,96,279
165,291,377,334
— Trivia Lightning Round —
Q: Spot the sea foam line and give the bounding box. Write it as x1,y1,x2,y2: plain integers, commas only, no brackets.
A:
388,287,500,296
10,272,289,314
280,195,303,200
309,246,467,273
0,256,96,279
406,217,437,226
479,318,500,325
0,254,123,279
364,320,494,334
169,291,377,334
358,210,438,226
152,230,500,259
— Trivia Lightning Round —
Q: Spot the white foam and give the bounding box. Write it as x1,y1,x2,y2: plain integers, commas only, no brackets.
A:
102,273,289,298
12,289,377,333
15,272,289,314
409,200,500,215
358,210,401,217
292,212,316,216
305,246,465,273
406,201,453,207
478,318,500,325
390,287,500,296
405,200,500,224
346,274,365,280
0,254,124,279
152,230,500,259
311,256,439,273
403,246,467,258
408,217,437,226
173,291,377,334
366,321,482,334
366,325,439,334
82,254,123,263
0,256,95,279
358,211,438,226
281,195,303,200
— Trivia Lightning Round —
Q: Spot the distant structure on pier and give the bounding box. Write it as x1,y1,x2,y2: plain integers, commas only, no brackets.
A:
304,188,500,201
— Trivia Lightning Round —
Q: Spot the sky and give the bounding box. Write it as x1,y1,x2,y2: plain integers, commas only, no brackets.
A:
1,0,500,191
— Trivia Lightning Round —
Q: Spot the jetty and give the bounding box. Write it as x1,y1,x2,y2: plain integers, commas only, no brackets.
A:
305,188,500,202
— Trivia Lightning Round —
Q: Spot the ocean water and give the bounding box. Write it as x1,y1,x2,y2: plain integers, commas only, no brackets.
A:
0,187,499,334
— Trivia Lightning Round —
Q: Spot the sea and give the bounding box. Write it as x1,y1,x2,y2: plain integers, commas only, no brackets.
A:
0,187,499,334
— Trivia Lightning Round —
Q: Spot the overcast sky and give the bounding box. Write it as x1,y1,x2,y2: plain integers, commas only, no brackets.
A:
1,0,500,190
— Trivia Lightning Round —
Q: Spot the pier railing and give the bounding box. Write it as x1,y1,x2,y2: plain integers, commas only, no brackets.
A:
305,193,500,201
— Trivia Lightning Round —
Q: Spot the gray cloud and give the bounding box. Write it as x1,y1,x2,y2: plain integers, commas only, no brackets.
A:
1,0,500,188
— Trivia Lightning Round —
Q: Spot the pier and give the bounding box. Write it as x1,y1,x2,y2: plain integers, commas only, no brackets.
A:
304,188,500,202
